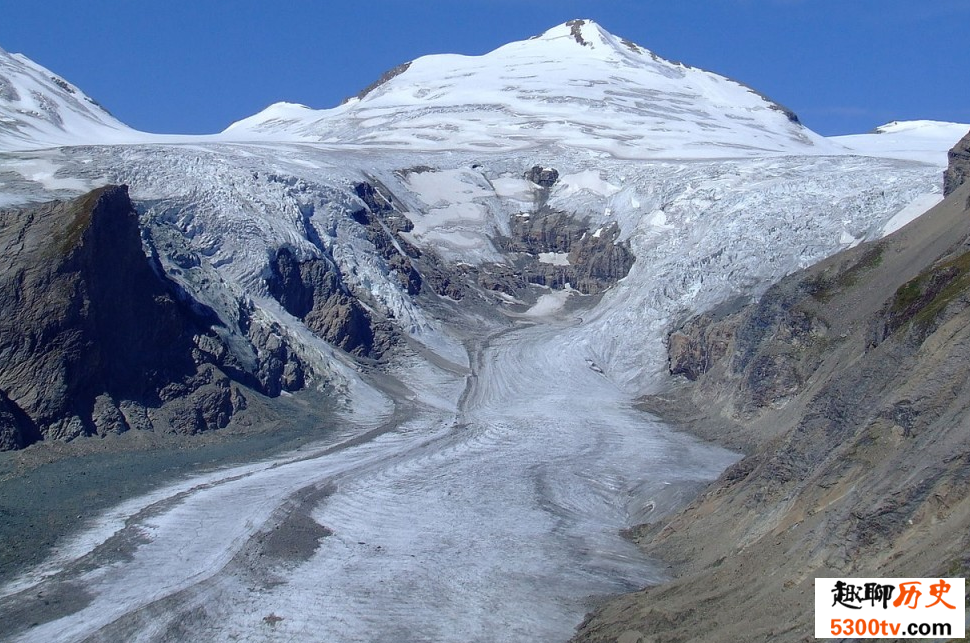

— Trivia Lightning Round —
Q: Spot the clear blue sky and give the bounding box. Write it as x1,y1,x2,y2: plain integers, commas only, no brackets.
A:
1,0,967,137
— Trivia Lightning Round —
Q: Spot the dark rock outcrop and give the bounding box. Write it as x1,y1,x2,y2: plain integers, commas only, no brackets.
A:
142,213,313,399
507,208,583,255
566,223,636,293
524,165,559,188
266,247,383,357
353,181,410,233
247,320,307,396
496,209,635,295
352,181,425,296
351,62,412,102
943,128,970,196
524,166,559,211
352,180,466,300
351,173,631,305
565,19,591,47
0,186,251,449
0,390,39,450
667,311,737,381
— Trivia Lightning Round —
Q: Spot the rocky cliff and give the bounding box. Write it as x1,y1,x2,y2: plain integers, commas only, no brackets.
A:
349,167,636,304
944,128,970,196
266,246,383,358
573,160,970,641
0,187,267,449
484,165,635,297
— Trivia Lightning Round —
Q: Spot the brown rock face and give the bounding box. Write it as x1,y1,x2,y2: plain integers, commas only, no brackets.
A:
266,247,393,358
524,165,559,188
484,164,635,296
943,128,970,196
0,186,248,449
667,312,737,381
496,208,635,295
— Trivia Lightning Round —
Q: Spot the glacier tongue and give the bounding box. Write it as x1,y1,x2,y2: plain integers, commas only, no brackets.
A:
0,141,949,400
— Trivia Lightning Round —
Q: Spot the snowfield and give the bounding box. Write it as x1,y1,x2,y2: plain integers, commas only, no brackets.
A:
222,21,835,159
832,120,970,164
1,17,968,643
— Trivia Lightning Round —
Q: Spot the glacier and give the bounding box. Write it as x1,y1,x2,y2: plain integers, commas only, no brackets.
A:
0,17,967,643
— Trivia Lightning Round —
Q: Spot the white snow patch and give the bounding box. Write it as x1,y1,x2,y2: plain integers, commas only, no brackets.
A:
559,170,620,197
647,210,669,227
4,157,92,191
839,230,860,246
538,252,571,266
832,120,970,166
405,168,491,206
396,168,505,263
880,192,944,236
491,177,532,199
521,289,573,317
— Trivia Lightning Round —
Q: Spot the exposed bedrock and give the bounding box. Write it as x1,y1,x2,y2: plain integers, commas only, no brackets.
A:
0,186,254,449
488,164,635,296
524,165,560,188
353,180,465,300
943,127,970,197
265,246,390,358
494,206,635,296
351,170,633,305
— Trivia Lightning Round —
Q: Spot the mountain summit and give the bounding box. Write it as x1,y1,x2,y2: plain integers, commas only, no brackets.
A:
224,19,831,158
529,19,659,56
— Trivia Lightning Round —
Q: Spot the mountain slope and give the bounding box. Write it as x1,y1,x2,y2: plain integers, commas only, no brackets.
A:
223,19,832,158
573,133,970,643
0,47,142,151
0,186,302,446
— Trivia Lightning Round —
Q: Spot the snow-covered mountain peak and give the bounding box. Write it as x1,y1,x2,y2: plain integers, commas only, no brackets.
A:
532,19,621,48
223,21,833,159
0,48,144,151
2,25,964,164
527,19,659,62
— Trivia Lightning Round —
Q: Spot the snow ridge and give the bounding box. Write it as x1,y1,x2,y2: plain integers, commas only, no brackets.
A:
2,20,966,163
0,49,142,150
